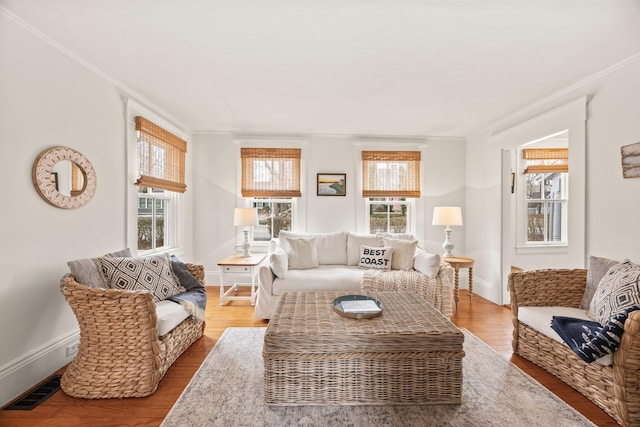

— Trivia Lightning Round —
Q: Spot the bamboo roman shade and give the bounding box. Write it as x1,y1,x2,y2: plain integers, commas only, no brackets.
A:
241,148,301,198
135,116,187,193
361,151,421,198
522,148,568,174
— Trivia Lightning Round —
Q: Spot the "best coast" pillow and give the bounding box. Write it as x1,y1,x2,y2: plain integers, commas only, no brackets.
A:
358,245,393,271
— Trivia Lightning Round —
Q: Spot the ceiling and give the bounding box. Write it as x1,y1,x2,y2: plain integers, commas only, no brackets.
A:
2,0,640,137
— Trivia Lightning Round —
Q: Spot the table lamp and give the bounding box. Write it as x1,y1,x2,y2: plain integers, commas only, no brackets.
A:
234,207,259,256
432,206,463,257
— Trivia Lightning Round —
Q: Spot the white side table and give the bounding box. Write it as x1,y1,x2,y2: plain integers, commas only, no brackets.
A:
217,253,266,306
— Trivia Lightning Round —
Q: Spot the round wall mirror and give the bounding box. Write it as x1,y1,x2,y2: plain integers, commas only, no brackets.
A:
32,146,97,209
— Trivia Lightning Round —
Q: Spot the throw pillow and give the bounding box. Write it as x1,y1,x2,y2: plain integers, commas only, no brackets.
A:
413,249,441,279
381,237,418,270
285,237,319,270
580,255,619,310
270,247,288,278
97,254,185,302
67,248,132,288
358,245,393,271
170,255,203,291
346,232,382,266
589,260,640,325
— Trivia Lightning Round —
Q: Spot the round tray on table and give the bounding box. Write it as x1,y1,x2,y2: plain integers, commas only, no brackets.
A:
332,294,383,319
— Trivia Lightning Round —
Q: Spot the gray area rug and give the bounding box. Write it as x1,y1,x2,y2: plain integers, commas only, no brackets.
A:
162,327,595,427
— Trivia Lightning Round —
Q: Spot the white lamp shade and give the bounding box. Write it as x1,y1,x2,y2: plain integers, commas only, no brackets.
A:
432,206,463,227
233,207,259,226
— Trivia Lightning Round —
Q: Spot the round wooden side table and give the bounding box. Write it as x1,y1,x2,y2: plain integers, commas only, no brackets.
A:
442,256,475,305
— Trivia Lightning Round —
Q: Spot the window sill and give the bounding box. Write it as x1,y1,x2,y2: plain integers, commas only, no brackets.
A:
516,244,568,255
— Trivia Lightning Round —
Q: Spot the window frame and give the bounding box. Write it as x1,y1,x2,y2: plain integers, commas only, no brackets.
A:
126,99,188,256
365,197,415,235
516,141,570,252
246,197,296,246
359,149,421,236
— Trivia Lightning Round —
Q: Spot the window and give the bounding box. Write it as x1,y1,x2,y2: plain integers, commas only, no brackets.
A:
241,148,301,242
251,198,293,241
135,116,187,253
522,148,568,244
137,187,170,251
361,151,420,234
366,198,410,234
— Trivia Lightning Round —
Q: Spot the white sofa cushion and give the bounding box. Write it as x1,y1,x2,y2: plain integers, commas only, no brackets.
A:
278,231,347,265
347,232,382,266
272,265,365,295
156,300,190,337
381,237,418,270
413,249,441,279
285,237,319,270
518,306,613,366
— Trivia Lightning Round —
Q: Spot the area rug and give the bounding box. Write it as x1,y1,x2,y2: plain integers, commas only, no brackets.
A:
162,327,595,427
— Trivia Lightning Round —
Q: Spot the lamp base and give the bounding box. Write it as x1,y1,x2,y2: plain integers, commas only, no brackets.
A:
442,227,454,258
241,228,252,257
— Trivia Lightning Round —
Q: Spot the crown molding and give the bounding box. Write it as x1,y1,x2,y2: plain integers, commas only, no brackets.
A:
471,51,640,139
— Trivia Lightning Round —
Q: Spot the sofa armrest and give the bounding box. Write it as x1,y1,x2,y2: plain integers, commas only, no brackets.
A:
509,269,587,314
184,263,205,284
258,264,276,296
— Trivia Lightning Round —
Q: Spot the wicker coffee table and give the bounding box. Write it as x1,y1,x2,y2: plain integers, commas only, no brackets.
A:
263,291,464,406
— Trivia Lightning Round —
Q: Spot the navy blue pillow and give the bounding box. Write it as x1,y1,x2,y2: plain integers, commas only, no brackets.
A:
170,255,203,291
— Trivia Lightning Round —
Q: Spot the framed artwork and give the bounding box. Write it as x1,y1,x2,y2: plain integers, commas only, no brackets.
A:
317,173,346,196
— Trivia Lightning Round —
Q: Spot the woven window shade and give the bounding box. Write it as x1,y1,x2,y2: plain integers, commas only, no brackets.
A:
241,148,301,197
523,148,568,174
361,151,421,198
135,116,187,193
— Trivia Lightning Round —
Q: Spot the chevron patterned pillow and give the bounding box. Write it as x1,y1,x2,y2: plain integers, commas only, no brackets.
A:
589,260,640,325
97,254,185,302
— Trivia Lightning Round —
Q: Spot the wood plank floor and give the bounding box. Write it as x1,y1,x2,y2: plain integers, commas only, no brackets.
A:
0,288,617,426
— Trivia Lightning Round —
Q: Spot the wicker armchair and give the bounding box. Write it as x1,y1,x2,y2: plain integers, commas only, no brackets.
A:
509,269,640,426
59,263,205,399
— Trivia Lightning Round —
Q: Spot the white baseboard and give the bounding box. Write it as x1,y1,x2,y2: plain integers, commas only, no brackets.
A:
0,329,79,407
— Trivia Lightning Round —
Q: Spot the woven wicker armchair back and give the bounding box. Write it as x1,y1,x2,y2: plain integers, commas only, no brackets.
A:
510,269,640,427
59,263,205,399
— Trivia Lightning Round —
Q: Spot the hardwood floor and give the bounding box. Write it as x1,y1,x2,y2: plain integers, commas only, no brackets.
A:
0,288,617,426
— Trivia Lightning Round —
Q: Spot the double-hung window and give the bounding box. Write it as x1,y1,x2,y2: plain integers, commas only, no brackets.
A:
240,148,301,242
135,116,187,253
521,148,568,245
361,151,421,234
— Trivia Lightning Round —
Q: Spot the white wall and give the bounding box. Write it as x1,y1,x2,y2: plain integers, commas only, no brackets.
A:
0,14,194,407
191,134,466,282
466,55,640,305
0,14,127,405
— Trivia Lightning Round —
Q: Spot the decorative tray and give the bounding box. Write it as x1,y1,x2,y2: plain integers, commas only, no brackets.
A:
332,294,383,319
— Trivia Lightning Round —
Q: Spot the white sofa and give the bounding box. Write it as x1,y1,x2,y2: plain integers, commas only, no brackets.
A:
255,230,455,319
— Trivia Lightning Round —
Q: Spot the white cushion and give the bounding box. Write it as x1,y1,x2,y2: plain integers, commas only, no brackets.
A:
270,247,288,279
518,306,613,366
357,245,393,270
272,266,365,295
413,249,441,279
285,237,319,270
156,300,190,337
347,232,381,266
381,237,418,270
278,231,348,265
